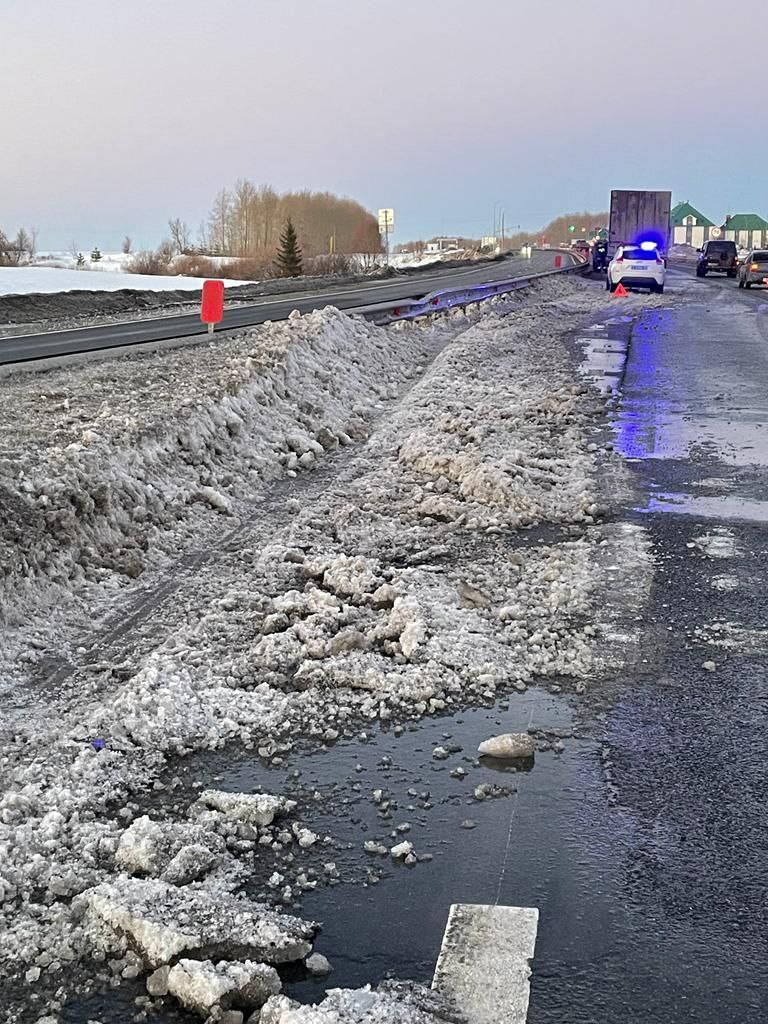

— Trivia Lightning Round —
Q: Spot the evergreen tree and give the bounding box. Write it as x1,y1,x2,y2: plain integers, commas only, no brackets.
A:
274,219,303,277
90,246,102,262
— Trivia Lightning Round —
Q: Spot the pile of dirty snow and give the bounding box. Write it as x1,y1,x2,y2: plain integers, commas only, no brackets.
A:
0,278,654,1019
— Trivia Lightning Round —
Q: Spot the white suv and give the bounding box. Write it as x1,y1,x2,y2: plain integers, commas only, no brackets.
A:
607,243,666,294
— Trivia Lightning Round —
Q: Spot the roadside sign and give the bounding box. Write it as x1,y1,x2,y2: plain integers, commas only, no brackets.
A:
711,227,722,238
378,208,394,233
201,279,225,333
378,209,395,266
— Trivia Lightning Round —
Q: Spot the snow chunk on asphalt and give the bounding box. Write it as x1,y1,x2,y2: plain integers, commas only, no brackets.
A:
193,790,296,826
84,877,316,967
390,840,413,859
305,952,332,976
167,957,281,1015
478,733,535,759
115,815,225,883
259,980,463,1022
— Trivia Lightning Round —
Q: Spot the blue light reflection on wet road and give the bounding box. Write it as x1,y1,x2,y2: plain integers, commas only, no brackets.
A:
613,309,679,461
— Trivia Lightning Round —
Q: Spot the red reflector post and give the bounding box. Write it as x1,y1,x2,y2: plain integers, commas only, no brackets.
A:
201,279,225,332
554,255,562,268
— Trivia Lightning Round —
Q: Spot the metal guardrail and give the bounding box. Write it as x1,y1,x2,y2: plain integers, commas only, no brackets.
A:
354,250,588,324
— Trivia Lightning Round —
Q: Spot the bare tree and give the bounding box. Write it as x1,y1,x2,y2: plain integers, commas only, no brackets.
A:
0,227,34,265
207,189,232,255
168,218,191,255
0,228,11,266
157,237,176,264
15,228,33,263
122,235,132,254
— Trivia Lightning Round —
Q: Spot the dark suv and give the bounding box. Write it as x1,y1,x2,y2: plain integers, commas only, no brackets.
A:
696,239,737,278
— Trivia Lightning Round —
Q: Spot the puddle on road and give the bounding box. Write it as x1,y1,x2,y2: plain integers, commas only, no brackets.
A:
640,491,768,523
62,690,623,1023
612,306,768,467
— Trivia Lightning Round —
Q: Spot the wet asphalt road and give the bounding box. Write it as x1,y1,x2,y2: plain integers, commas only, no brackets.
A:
59,268,768,1023
525,269,768,1022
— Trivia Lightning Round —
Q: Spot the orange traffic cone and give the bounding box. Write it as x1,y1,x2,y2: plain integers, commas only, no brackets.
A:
613,282,629,297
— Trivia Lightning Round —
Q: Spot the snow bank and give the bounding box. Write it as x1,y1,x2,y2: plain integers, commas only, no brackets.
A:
0,279,654,1010
0,265,252,296
0,304,432,655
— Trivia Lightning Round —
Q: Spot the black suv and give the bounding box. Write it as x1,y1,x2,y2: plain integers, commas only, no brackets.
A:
696,239,737,278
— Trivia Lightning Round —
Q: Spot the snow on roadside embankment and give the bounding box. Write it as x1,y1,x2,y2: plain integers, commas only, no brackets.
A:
0,265,253,296
0,306,435,667
0,279,653,1019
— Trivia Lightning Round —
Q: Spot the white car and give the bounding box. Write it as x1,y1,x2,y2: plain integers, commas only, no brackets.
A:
606,243,666,294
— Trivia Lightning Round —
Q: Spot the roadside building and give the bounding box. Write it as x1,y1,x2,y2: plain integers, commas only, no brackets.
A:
722,214,768,251
671,201,716,249
425,237,460,254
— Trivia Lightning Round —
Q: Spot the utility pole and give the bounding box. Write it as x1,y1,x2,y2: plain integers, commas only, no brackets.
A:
492,201,502,240
500,211,505,253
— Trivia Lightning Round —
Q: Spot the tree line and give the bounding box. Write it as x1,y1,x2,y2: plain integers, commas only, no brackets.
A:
397,212,609,255
195,182,383,259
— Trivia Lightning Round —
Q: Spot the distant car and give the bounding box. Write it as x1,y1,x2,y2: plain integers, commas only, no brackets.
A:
737,250,768,289
606,243,665,294
569,239,591,260
696,239,737,278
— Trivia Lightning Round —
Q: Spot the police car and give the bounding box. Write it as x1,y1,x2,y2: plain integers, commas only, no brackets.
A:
606,241,666,294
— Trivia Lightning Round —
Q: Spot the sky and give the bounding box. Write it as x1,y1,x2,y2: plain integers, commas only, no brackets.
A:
2,0,766,250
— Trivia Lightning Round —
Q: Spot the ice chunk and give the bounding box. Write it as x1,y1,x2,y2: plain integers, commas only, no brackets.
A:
115,815,224,882
193,790,296,826
390,840,413,859
477,733,535,760
305,953,332,976
196,486,233,514
258,981,461,1022
167,958,281,1015
84,877,316,967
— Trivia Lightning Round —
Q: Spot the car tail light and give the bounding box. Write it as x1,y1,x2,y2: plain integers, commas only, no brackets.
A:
655,253,663,263
616,254,624,263
751,263,759,271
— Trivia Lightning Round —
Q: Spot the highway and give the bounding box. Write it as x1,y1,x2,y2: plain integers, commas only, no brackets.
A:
0,251,565,366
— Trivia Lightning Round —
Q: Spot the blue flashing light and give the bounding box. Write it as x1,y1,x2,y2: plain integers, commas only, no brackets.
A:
632,228,666,251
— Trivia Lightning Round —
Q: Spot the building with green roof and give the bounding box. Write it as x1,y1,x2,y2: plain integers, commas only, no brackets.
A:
723,214,768,250
671,201,717,248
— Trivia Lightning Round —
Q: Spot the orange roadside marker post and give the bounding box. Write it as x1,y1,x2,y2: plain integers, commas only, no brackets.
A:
613,282,629,298
201,279,225,334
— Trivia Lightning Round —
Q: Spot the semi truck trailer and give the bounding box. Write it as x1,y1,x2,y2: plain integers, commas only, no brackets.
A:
608,190,672,260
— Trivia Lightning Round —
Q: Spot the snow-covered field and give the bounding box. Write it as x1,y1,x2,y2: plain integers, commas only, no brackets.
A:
0,265,253,296
0,278,657,1022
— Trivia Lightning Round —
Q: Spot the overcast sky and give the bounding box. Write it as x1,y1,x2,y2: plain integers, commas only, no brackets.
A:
2,0,765,249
